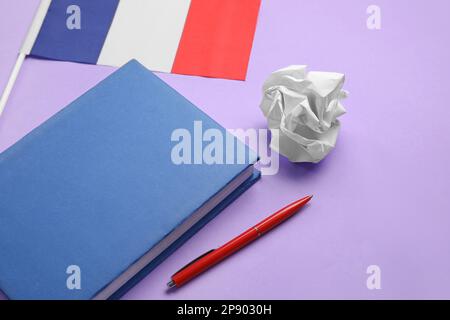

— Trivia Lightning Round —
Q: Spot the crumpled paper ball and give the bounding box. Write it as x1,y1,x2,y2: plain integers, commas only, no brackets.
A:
260,65,348,163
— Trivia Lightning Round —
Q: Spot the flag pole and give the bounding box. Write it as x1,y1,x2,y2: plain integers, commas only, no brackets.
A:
0,0,52,118
0,53,26,117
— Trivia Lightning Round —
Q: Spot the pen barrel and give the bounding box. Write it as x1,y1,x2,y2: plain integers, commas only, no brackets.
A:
172,229,260,287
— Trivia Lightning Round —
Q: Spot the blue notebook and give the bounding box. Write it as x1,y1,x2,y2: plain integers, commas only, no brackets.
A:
0,60,260,300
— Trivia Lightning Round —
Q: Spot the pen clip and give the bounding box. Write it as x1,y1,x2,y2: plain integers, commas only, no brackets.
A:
172,249,215,276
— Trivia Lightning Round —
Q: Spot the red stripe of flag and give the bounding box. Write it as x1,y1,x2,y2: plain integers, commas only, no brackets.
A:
172,0,261,80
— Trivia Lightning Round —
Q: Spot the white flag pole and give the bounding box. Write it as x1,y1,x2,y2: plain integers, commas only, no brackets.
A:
0,0,52,118
0,53,26,116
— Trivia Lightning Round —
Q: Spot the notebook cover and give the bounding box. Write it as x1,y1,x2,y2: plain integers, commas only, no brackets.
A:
109,170,260,300
0,60,258,300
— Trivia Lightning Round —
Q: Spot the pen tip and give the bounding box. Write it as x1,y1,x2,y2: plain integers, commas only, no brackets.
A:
289,195,313,211
298,195,313,206
302,195,313,203
167,280,176,289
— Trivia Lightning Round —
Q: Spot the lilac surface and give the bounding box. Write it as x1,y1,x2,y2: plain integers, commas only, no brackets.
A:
1,0,450,299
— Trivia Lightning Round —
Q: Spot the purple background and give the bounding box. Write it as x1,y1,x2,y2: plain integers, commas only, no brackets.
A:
1,0,450,299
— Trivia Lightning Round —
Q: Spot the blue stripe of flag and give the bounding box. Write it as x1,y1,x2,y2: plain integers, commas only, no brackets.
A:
31,0,119,64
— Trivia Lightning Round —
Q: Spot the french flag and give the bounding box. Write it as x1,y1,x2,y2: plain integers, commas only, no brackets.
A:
21,0,261,80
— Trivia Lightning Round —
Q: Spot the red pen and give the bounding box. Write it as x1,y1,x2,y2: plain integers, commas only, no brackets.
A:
167,195,313,288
